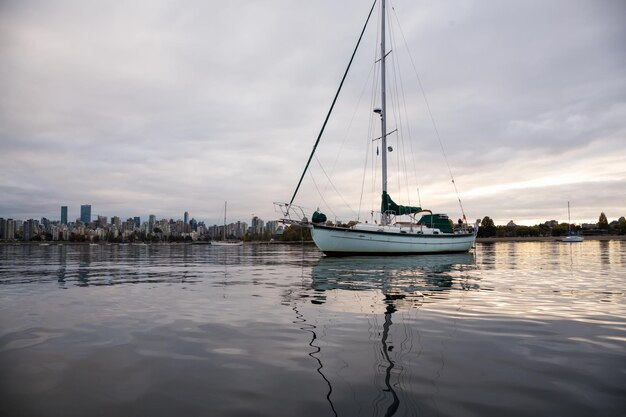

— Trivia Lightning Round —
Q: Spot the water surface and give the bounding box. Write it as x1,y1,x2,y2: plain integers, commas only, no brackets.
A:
1,242,624,416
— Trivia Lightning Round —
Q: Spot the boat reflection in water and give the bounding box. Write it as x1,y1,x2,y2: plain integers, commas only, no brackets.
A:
291,253,478,416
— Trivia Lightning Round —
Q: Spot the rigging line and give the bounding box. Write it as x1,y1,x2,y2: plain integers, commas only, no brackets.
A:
287,0,378,213
388,21,413,206
358,75,377,221
308,169,337,219
385,20,404,202
292,304,338,417
394,27,422,207
318,61,377,214
387,27,404,202
391,3,467,218
358,132,371,221
368,21,382,219
313,155,358,218
370,144,376,217
358,26,382,221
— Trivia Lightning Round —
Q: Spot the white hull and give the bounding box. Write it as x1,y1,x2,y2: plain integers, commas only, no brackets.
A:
211,241,243,247
311,224,476,255
561,235,584,243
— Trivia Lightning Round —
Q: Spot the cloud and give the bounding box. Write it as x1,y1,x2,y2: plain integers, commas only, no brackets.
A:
1,0,625,226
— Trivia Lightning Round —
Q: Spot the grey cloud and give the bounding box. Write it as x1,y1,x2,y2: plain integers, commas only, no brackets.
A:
1,0,625,225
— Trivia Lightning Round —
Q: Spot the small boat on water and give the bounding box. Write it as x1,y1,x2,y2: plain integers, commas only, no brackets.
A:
561,201,584,243
211,241,243,247
562,233,584,243
278,0,478,256
211,201,243,247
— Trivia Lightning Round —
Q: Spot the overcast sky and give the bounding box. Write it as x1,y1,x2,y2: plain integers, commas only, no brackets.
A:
1,0,624,226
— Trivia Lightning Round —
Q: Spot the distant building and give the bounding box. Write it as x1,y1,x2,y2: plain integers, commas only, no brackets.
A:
23,219,35,241
544,220,558,228
61,206,68,225
124,218,135,232
250,216,264,236
2,219,15,240
41,217,51,232
97,215,107,228
184,211,189,225
134,216,141,229
149,214,156,233
80,204,91,224
265,220,280,234
50,225,60,241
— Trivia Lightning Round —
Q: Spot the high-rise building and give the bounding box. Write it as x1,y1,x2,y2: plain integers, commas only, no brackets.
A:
265,220,280,235
124,218,135,232
23,219,35,241
61,206,68,225
184,211,189,225
80,204,91,224
250,216,264,236
149,214,156,233
97,215,107,228
41,217,51,232
134,217,141,229
2,219,15,240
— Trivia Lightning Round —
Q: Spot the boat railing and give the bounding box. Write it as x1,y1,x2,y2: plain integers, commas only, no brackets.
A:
274,202,310,226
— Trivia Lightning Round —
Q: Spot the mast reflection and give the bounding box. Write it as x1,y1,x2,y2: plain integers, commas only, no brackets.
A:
296,253,476,416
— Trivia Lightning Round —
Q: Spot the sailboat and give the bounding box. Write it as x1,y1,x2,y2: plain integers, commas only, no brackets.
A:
211,202,243,247
278,0,479,256
561,201,584,243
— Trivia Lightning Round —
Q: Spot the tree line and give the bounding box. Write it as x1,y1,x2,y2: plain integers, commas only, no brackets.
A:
477,212,626,238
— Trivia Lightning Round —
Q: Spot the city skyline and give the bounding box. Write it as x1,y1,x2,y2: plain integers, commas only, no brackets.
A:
1,202,621,229
2,204,277,228
0,206,283,242
1,1,624,226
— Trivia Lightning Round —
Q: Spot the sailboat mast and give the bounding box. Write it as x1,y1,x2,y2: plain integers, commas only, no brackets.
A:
380,0,388,226
224,201,227,240
567,201,571,233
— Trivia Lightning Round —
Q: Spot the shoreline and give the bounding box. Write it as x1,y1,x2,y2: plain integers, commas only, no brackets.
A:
2,236,625,246
0,240,317,246
476,235,626,243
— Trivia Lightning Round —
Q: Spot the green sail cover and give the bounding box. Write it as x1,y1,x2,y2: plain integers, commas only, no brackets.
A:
417,214,454,233
381,192,421,216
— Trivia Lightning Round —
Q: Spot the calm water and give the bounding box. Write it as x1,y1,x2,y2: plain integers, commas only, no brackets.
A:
0,242,624,417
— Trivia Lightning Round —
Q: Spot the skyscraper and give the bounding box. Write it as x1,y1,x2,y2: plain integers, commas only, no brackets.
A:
23,219,35,241
80,205,91,224
61,206,68,225
134,217,141,229
184,211,189,225
2,219,15,240
149,214,156,233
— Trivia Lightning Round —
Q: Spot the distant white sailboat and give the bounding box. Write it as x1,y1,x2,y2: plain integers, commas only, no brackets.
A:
561,201,583,243
211,202,243,247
